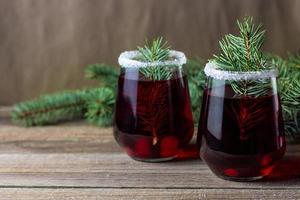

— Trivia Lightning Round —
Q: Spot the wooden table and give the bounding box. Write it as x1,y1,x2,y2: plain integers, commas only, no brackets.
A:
0,108,300,199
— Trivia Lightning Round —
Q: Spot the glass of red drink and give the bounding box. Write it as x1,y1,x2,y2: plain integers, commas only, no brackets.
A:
198,62,286,181
114,50,194,162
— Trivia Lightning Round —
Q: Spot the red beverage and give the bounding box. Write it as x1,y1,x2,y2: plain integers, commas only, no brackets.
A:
199,86,286,180
114,72,194,162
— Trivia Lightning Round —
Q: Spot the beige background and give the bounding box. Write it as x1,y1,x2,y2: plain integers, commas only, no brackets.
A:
0,0,299,105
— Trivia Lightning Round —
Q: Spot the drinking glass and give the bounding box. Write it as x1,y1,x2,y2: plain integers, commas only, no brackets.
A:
114,50,194,162
198,62,286,181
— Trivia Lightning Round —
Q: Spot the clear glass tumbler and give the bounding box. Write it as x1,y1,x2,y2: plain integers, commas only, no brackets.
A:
198,62,286,181
114,50,194,162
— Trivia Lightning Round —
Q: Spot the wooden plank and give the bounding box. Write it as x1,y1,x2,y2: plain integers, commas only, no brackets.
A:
0,122,300,154
0,124,121,153
0,153,298,189
0,188,299,200
1,108,300,191
0,107,121,153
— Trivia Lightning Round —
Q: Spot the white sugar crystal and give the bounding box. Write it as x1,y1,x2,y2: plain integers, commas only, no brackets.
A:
204,62,278,80
118,50,187,68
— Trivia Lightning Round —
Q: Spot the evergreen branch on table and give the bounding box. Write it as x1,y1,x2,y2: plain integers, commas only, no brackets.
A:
281,77,300,137
11,87,116,127
84,87,115,127
137,37,173,80
269,54,300,138
85,64,118,88
280,75,300,138
11,90,87,126
212,16,272,97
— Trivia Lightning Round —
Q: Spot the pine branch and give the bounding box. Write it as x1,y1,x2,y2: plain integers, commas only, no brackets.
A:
213,16,272,97
281,58,300,135
137,37,170,62
213,17,269,71
288,53,300,69
11,62,119,127
137,37,173,80
84,87,115,127
11,87,116,127
11,90,87,126
85,63,118,88
185,58,206,124
267,53,300,137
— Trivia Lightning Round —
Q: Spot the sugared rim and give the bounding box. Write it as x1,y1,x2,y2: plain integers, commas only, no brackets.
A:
118,50,187,68
204,62,278,80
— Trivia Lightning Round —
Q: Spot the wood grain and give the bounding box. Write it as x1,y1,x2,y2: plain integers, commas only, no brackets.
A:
0,153,298,189
0,107,300,199
0,123,299,189
0,188,299,200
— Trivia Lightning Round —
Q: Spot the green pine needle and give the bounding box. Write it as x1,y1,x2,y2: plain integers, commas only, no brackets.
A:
213,16,269,72
138,37,170,62
11,90,87,126
185,58,206,124
213,17,272,97
268,54,300,138
84,87,115,127
85,63,118,88
137,37,173,80
288,53,300,69
11,87,116,127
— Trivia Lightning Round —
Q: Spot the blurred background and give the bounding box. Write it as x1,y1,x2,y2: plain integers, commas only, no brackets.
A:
0,0,299,105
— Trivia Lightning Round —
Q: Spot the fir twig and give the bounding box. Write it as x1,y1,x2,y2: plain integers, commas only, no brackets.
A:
11,87,116,127
185,58,206,124
85,63,118,88
213,16,272,97
137,37,173,80
213,17,269,71
138,37,170,62
11,90,87,126
84,87,115,127
269,54,300,137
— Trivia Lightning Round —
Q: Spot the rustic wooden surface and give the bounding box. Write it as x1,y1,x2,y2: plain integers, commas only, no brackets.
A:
0,108,300,199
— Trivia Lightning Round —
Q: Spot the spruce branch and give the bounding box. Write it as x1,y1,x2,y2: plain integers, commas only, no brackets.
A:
213,17,269,71
288,53,300,69
213,17,272,97
280,75,300,138
137,37,170,62
286,53,300,122
85,63,118,88
268,54,300,138
11,87,116,127
84,87,115,127
185,58,206,124
11,62,119,127
137,37,173,80
11,90,87,126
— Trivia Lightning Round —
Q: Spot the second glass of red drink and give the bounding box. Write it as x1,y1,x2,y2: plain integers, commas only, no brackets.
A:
198,62,286,181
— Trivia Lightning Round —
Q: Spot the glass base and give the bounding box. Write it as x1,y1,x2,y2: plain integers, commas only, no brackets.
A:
130,155,178,163
216,174,264,182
